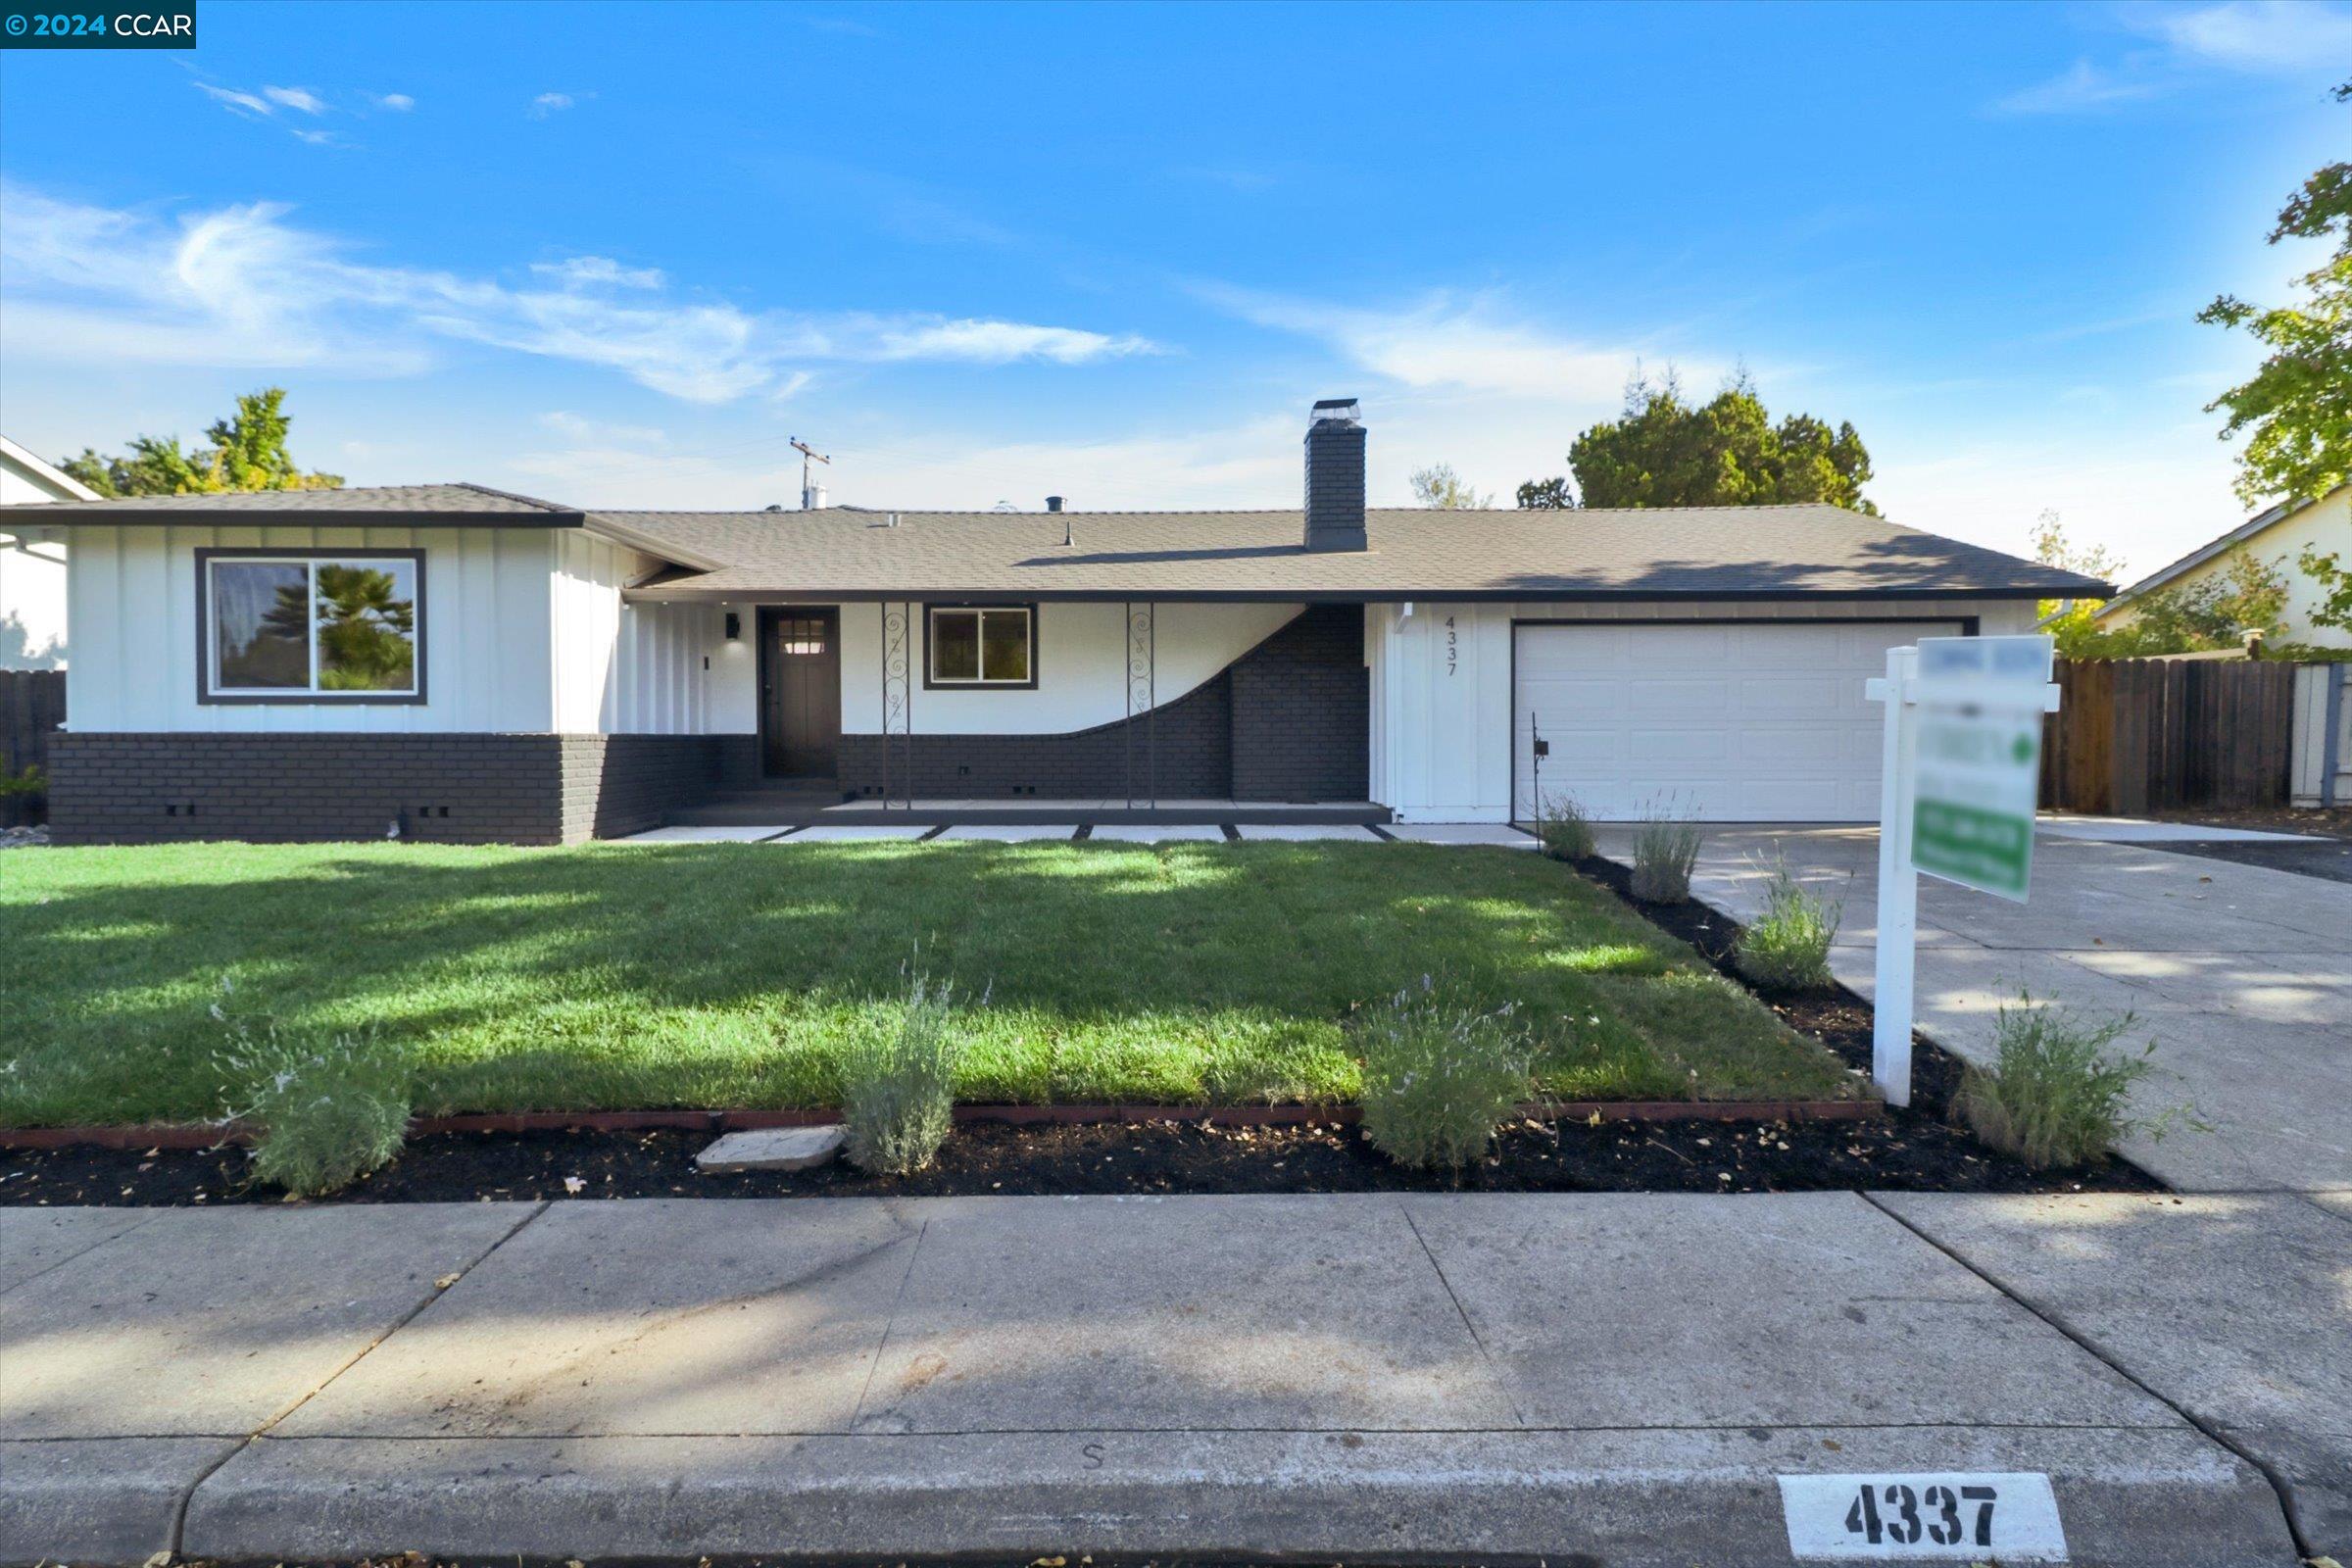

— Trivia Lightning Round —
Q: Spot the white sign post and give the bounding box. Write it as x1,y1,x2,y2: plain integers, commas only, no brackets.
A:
1864,636,2060,1107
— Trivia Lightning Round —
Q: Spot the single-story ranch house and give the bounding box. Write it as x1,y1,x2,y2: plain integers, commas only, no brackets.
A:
12,401,2103,844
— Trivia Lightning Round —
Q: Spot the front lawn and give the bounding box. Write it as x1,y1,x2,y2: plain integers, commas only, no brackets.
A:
0,840,1854,1126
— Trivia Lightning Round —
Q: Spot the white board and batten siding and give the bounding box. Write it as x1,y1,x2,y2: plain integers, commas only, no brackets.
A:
552,530,718,735
62,524,560,733
1369,599,2042,823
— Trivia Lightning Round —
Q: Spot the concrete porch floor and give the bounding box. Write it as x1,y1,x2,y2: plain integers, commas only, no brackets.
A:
667,794,1394,828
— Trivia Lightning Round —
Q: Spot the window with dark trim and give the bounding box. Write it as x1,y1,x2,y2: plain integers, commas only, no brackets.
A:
198,549,425,703
925,604,1036,688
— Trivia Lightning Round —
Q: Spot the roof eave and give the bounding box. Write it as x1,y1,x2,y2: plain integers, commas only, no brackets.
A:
621,582,2082,606
32,507,589,528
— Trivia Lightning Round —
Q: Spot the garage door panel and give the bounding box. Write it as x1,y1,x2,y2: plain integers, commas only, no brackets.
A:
1629,730,1729,764
1642,627,1736,667
1631,676,1734,714
1511,619,1960,822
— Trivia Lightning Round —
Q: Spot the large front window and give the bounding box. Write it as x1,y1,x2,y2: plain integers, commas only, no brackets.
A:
202,552,422,701
926,605,1034,687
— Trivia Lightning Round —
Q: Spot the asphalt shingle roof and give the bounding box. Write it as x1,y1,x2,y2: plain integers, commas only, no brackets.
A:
603,504,2109,602
14,482,580,524
20,485,2109,601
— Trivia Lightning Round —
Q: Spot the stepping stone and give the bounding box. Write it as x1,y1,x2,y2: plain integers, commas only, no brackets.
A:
695,1126,845,1174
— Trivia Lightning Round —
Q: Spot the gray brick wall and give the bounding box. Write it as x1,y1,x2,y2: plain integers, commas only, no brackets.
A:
838,671,1232,799
47,732,725,846
1230,604,1369,801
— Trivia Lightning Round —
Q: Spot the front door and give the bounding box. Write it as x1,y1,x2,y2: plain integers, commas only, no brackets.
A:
760,607,841,778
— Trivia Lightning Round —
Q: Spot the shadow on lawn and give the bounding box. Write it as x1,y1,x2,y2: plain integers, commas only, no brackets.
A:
3,841,1820,1120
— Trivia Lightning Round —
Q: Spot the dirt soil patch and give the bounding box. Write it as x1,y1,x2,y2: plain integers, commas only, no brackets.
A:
0,857,2154,1206
2144,805,2350,838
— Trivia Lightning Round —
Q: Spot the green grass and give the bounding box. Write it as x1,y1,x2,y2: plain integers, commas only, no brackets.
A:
0,839,1854,1126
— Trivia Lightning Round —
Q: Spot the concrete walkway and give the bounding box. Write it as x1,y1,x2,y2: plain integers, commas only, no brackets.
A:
5,1193,2340,1565
1594,824,2352,1194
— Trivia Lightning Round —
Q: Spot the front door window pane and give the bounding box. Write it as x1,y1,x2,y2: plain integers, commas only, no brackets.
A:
214,562,310,689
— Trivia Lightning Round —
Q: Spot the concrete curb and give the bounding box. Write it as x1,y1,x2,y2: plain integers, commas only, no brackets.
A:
0,1437,241,1564
174,1426,2295,1567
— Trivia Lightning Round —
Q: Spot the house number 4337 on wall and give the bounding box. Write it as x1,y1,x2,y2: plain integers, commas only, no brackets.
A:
1777,1472,2066,1560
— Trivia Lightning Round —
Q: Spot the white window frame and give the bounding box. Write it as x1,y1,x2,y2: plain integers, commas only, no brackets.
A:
200,550,424,704
925,604,1036,688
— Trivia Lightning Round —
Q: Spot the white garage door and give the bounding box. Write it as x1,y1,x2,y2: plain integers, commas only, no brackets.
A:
1512,620,1964,821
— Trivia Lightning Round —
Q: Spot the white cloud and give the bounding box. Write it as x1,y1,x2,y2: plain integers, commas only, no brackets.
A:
1990,1,2352,114
2132,0,2352,73
1200,283,1698,403
1989,61,2162,117
531,255,666,290
530,92,575,117
0,184,1165,403
194,82,273,118
371,92,416,112
870,318,1157,365
262,85,326,114
538,411,668,447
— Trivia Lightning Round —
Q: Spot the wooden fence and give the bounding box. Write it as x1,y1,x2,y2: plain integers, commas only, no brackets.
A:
2041,657,2300,814
1,668,65,826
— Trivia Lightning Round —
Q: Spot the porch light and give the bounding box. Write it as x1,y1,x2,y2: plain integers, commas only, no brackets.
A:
724,612,742,641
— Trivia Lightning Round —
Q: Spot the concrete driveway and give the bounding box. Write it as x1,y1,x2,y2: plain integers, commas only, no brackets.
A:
1594,824,2352,1194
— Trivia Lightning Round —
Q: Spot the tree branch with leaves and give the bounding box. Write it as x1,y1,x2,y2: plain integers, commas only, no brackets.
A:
62,388,344,498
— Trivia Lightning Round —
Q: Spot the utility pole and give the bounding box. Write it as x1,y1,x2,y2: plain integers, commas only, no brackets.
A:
790,437,831,510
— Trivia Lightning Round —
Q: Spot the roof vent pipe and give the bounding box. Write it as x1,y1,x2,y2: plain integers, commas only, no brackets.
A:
1303,397,1368,553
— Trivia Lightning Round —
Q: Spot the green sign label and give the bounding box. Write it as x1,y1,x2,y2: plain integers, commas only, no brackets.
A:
1914,798,2032,900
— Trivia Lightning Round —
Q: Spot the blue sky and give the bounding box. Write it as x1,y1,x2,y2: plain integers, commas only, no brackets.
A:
1,0,2345,574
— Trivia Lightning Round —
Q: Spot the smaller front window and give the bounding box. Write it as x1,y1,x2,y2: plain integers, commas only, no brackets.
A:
927,606,1033,686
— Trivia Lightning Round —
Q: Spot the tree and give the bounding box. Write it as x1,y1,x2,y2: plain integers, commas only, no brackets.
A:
1409,463,1491,509
62,388,344,498
2299,546,2352,636
2031,512,2128,659
1544,368,1878,514
1516,476,1571,509
2199,78,2351,507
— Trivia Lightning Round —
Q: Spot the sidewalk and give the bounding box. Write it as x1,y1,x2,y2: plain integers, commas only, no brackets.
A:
1592,822,2352,1193
5,1193,2342,1565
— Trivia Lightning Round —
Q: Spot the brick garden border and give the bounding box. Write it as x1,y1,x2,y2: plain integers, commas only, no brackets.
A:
0,1095,1880,1152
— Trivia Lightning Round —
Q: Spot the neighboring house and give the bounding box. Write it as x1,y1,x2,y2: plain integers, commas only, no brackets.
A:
9,400,2103,844
2091,483,2352,650
0,434,94,669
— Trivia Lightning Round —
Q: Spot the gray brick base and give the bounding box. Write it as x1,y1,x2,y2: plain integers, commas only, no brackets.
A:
46,733,733,847
838,606,1368,802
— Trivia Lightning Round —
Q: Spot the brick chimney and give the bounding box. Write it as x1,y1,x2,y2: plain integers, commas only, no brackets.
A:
1303,397,1367,552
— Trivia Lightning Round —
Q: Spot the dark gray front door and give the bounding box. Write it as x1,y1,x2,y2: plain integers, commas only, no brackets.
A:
760,607,840,778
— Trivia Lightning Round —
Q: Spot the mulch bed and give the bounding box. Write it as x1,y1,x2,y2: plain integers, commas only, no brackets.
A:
0,855,2153,1205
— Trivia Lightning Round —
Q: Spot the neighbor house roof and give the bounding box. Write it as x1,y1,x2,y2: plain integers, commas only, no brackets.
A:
17,485,2108,603
0,435,101,505
2091,483,2347,622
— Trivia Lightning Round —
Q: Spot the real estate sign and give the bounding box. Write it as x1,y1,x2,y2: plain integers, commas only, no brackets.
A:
1908,635,2053,903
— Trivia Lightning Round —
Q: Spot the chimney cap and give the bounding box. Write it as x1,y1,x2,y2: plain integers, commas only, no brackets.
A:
1046,495,1063,513
1310,397,1361,426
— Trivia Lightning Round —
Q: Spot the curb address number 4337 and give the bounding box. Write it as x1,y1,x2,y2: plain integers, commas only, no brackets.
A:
1778,1472,2068,1561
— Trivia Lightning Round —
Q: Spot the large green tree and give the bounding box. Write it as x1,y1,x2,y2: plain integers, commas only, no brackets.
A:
63,388,344,498
2199,79,2351,507
1528,369,1878,514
